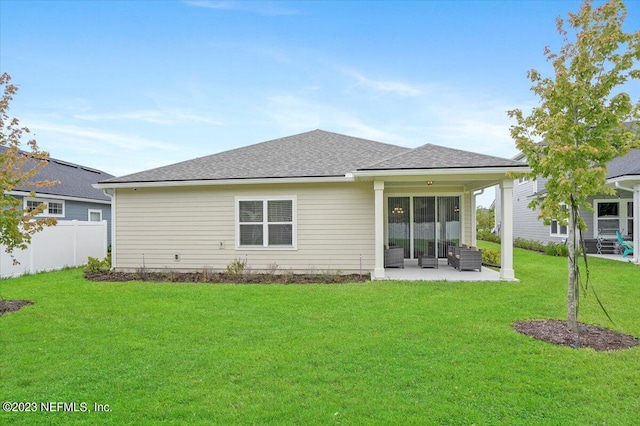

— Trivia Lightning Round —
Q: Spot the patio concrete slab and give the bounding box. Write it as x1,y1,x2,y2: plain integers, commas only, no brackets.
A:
588,253,637,263
383,259,506,282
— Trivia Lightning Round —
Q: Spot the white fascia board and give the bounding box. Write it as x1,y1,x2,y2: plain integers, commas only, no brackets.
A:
606,175,640,186
8,191,111,205
93,175,356,190
353,166,531,179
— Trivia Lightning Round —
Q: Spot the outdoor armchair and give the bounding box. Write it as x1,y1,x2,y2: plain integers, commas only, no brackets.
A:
616,231,634,258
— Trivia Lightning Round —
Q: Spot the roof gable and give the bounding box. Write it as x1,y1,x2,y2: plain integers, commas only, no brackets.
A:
360,143,526,170
102,130,410,184
99,130,530,186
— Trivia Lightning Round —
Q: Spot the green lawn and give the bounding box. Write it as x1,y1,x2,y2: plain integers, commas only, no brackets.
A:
1,248,639,425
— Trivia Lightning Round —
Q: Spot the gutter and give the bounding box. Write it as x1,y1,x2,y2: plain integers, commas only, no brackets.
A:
7,190,111,205
615,182,634,193
93,175,356,190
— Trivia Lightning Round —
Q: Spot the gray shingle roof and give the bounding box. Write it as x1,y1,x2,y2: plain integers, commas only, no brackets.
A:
100,130,527,185
101,130,410,183
360,143,526,170
2,146,114,201
607,149,640,179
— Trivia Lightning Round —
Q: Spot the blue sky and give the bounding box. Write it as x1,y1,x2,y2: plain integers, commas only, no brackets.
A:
1,0,639,206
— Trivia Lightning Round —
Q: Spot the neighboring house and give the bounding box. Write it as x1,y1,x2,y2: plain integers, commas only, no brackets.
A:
2,146,114,245
95,130,529,280
495,149,640,264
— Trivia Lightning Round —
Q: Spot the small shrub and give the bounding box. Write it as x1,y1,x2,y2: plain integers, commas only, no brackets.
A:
266,263,280,276
545,242,569,257
514,238,546,253
167,269,181,282
482,249,501,266
135,266,148,281
226,258,247,276
199,268,214,282
85,253,111,273
477,229,501,244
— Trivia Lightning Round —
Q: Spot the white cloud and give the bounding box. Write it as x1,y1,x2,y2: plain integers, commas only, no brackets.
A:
28,122,180,152
184,1,299,16
342,69,423,97
74,109,222,126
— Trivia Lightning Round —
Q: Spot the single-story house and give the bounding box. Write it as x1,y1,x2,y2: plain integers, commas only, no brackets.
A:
95,130,529,280
494,149,639,264
2,146,114,245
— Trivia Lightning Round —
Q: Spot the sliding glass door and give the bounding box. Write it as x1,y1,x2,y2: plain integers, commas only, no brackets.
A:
388,196,460,259
413,196,436,258
388,197,410,258
437,196,461,258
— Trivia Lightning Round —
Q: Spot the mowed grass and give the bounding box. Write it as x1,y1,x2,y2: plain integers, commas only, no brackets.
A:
1,248,639,425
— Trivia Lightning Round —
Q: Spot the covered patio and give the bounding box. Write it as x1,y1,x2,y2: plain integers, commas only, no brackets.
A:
351,144,529,281
384,259,503,281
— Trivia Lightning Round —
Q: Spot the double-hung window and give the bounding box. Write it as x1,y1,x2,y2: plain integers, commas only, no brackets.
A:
550,204,568,237
237,197,295,248
24,198,65,217
596,201,620,236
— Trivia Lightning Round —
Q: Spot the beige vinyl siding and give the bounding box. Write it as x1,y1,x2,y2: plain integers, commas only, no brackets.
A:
113,182,374,273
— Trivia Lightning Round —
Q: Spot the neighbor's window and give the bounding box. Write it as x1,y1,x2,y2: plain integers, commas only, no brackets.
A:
24,198,65,217
596,201,620,236
550,219,568,237
88,209,102,222
550,204,568,237
26,199,43,212
237,198,295,248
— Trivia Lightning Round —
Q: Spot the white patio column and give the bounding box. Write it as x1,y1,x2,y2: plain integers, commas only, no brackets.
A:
634,184,640,265
499,179,515,280
374,181,385,279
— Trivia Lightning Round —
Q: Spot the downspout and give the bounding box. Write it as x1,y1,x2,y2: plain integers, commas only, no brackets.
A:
471,189,485,247
102,189,115,270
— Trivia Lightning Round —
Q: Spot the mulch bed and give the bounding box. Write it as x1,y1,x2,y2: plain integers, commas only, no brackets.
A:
513,319,639,351
84,270,370,284
0,299,34,316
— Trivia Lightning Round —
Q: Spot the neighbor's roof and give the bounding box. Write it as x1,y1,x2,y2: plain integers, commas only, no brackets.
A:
100,129,527,185
607,149,640,179
1,146,114,201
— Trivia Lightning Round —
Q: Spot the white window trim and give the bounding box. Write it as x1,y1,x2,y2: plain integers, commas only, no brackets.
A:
550,219,568,237
23,197,65,218
235,196,297,250
549,204,568,237
593,198,633,236
88,209,103,222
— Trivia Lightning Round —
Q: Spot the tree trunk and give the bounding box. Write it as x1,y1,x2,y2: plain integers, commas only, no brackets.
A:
567,203,579,347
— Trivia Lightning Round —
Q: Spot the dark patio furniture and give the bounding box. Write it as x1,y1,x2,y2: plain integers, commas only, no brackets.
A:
418,256,438,269
384,246,404,268
455,247,482,272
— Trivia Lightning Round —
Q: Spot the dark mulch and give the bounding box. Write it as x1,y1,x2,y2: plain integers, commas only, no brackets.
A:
513,319,639,351
84,270,370,284
0,299,34,316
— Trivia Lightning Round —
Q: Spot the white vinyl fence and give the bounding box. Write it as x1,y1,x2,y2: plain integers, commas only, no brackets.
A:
0,220,108,278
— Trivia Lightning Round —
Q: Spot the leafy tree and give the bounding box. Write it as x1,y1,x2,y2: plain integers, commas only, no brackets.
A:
508,0,640,346
0,72,57,262
476,206,495,233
